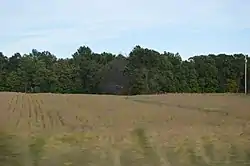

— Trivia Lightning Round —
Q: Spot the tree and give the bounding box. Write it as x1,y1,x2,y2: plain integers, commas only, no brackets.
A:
0,52,8,91
0,45,248,95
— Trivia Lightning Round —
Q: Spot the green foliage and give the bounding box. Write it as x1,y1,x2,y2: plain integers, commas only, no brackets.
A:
226,79,238,93
28,135,45,166
0,46,249,94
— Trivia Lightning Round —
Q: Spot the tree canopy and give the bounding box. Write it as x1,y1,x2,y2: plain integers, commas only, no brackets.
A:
0,46,249,95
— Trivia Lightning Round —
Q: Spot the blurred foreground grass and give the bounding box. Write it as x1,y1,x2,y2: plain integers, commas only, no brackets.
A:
0,128,249,166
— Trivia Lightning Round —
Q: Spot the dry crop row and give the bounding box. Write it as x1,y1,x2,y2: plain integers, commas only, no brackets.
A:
0,93,85,133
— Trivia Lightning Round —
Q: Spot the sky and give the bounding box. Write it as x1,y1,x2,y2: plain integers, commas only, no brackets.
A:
0,0,250,59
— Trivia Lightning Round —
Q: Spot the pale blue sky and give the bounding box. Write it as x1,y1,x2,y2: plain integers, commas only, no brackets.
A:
0,0,250,59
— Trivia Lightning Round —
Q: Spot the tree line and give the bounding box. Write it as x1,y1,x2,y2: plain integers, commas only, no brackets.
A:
0,45,249,95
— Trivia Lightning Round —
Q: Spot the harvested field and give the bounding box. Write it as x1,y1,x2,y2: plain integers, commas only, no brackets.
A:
0,92,250,166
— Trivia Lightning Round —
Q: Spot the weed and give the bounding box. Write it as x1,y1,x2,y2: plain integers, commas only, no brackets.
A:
0,131,22,166
28,135,45,166
130,128,161,166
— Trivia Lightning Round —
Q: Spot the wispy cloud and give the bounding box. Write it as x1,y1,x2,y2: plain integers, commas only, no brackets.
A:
0,0,250,58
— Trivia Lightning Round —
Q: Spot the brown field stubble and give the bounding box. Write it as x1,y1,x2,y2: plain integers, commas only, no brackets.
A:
0,92,250,166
